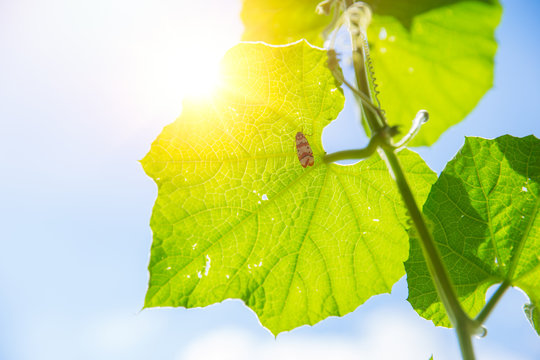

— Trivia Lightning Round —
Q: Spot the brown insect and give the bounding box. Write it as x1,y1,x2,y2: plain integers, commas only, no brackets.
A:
295,132,314,168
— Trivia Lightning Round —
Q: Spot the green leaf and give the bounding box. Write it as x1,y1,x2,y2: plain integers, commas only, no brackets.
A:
241,0,330,45
406,135,540,328
240,0,502,146
141,41,437,335
367,0,502,146
524,301,540,335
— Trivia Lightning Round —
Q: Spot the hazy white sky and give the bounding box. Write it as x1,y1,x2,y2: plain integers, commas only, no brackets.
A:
0,0,539,359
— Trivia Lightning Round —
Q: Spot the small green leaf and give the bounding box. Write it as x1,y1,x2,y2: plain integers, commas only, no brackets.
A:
406,135,540,328
241,0,502,146
524,301,540,335
141,41,437,335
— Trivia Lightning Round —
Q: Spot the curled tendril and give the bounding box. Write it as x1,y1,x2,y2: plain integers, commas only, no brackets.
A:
327,49,385,123
326,3,385,123
394,110,429,149
316,0,335,15
343,3,383,111
317,0,346,40
325,1,428,150
343,2,372,39
327,2,372,55
359,31,382,110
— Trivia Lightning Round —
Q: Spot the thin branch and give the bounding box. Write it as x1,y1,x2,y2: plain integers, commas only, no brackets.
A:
340,1,479,358
475,280,511,325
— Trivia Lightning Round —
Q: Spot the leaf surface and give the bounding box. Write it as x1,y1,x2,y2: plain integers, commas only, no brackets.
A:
406,135,540,330
141,41,436,334
241,0,330,45
367,0,501,146
524,301,540,335
241,0,501,146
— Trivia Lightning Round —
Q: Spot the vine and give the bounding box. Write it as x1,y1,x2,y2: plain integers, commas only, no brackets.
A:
141,1,539,359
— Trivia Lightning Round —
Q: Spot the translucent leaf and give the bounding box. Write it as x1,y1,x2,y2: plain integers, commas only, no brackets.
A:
241,0,502,146
406,135,540,329
368,1,502,146
141,41,437,335
524,301,540,335
241,0,330,45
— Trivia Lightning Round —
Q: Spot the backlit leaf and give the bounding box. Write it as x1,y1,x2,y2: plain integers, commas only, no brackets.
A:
141,41,437,334
368,0,501,146
241,0,330,45
524,301,540,336
406,135,540,329
241,0,502,146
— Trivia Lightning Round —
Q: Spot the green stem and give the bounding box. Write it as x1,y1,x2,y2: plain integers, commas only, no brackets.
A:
456,320,476,360
341,0,383,135
323,149,373,163
323,135,379,163
475,280,510,325
382,149,475,334
342,6,478,358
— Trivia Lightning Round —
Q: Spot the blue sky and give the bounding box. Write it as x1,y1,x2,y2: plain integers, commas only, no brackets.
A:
0,0,539,359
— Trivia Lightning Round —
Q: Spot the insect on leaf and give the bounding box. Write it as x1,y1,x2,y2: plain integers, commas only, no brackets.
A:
295,132,315,168
141,40,437,335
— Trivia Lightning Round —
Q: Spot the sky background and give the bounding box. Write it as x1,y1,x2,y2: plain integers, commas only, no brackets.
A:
1,0,539,359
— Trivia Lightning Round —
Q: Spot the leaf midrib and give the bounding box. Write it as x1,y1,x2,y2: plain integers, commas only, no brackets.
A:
470,141,503,276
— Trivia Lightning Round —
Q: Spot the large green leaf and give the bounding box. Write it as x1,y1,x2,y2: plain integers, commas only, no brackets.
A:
241,0,502,146
141,41,437,335
406,135,540,331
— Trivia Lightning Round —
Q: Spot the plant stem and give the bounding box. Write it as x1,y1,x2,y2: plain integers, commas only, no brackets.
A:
382,149,469,325
343,8,478,358
323,135,380,163
323,149,373,163
476,280,511,325
456,319,476,360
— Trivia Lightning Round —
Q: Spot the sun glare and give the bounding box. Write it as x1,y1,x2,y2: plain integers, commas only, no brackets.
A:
178,46,224,98
176,31,236,100
140,2,243,109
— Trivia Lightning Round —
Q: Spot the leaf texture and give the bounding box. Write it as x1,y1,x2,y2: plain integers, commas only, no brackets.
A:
524,301,540,336
406,135,540,331
241,0,502,146
141,41,437,334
